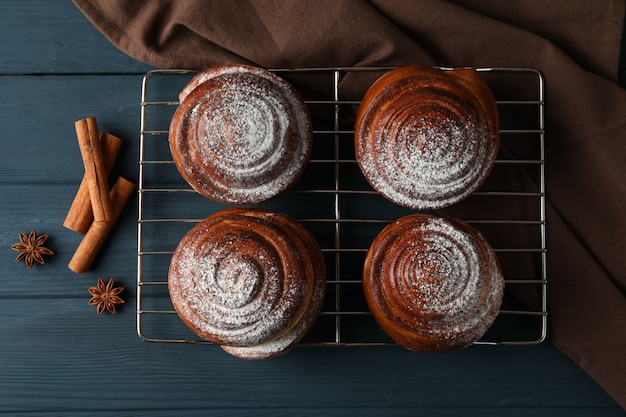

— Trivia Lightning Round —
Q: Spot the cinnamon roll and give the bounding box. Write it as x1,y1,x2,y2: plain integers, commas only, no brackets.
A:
363,214,504,352
355,66,499,210
169,64,313,205
168,209,325,359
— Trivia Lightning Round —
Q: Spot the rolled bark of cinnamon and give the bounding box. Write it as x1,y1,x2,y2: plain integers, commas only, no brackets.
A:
75,117,112,223
68,176,136,274
64,132,123,234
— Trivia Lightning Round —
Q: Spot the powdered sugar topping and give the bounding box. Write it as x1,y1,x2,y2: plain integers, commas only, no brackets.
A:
170,65,312,205
356,74,498,210
168,214,308,347
366,215,504,349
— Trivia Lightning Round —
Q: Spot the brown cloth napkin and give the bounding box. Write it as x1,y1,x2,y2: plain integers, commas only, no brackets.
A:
74,0,626,409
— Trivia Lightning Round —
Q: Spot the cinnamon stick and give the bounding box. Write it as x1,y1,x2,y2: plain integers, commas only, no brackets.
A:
68,176,136,274
75,117,112,222
64,132,123,234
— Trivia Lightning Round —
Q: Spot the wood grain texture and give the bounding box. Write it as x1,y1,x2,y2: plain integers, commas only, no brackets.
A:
0,0,153,74
0,75,141,185
0,1,623,415
0,298,622,415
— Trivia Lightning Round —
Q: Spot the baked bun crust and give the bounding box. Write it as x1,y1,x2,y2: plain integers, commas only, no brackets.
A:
355,66,499,210
169,64,313,205
363,213,504,352
168,209,325,359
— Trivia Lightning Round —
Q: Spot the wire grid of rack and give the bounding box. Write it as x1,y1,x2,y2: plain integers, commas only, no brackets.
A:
137,67,547,347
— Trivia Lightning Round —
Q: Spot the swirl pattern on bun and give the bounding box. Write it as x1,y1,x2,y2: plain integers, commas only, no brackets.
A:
363,213,504,352
355,66,499,210
169,64,313,205
168,209,325,359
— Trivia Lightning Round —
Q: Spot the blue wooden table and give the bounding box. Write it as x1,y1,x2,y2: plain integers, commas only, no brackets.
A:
0,2,623,415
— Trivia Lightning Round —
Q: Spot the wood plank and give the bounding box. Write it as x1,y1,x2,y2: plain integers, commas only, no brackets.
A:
0,409,623,417
0,75,142,185
0,0,152,74
0,74,142,297
0,411,623,417
0,299,622,415
1,184,138,298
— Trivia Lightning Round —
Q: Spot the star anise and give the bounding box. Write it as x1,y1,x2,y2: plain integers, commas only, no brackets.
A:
88,278,125,314
11,230,54,269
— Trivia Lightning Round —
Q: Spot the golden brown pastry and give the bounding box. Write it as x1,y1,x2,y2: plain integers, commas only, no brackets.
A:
168,209,325,359
363,213,504,352
169,64,313,205
355,65,499,210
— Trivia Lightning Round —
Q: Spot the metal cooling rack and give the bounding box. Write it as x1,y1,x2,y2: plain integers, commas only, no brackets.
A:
137,67,547,347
